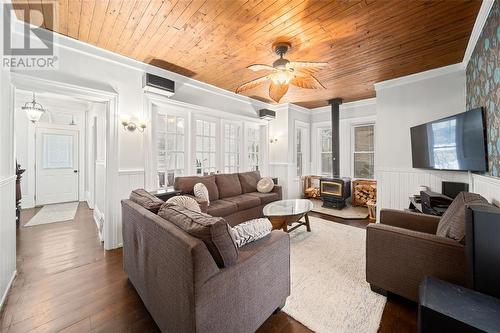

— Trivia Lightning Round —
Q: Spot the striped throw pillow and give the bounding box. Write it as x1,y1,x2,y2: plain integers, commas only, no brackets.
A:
166,195,201,213
193,182,210,206
230,218,272,247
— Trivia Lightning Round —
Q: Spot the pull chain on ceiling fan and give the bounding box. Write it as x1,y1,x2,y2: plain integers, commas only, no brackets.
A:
235,42,327,103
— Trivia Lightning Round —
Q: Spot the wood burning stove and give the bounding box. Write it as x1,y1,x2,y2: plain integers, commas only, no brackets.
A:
320,177,351,209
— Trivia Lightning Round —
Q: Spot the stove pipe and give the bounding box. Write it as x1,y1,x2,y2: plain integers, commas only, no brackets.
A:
328,98,342,178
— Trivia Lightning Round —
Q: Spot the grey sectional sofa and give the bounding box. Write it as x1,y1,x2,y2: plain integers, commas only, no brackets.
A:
121,195,290,333
174,171,282,226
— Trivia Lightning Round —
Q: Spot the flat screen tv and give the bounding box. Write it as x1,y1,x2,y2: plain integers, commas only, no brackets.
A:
410,108,487,172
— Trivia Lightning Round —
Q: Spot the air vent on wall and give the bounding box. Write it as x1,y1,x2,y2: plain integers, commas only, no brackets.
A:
143,73,175,97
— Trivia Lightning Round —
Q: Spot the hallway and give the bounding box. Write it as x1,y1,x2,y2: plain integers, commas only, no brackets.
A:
0,203,158,332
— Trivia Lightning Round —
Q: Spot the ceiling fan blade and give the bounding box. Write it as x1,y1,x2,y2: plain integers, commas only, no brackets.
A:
290,75,325,89
289,61,328,68
247,64,275,72
289,61,328,74
235,76,269,93
269,82,289,103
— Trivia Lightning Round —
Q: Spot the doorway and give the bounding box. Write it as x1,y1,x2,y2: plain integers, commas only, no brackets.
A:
35,126,79,205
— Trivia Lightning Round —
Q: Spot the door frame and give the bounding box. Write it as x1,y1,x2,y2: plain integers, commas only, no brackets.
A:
11,72,120,250
35,124,81,206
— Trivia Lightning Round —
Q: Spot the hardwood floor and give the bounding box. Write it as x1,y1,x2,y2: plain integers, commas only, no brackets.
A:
0,203,416,333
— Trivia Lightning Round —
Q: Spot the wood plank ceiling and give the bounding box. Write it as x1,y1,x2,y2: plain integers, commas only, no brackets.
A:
13,0,482,108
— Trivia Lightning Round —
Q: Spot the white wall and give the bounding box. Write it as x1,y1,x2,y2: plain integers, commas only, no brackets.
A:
0,3,17,311
374,65,471,213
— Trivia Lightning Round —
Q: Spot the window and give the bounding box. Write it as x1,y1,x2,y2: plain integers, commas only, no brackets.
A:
296,128,303,177
157,114,185,187
42,134,74,169
195,119,217,175
353,125,374,179
224,123,240,173
247,127,260,171
319,128,332,176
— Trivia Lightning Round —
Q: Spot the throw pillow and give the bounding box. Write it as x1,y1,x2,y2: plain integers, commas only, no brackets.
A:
166,195,201,213
257,177,274,193
158,203,238,267
193,182,210,206
436,192,489,242
230,218,272,247
129,189,164,214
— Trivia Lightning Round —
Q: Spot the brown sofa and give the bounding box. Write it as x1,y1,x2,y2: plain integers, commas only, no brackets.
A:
174,171,282,226
122,199,290,333
366,192,491,302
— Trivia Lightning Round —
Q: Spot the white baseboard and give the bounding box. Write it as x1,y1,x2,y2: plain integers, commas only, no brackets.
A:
93,206,104,241
0,270,17,311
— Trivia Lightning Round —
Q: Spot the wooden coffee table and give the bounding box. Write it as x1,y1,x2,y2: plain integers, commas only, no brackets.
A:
263,199,313,233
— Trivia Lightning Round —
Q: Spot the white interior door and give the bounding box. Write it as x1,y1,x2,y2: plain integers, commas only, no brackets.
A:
36,127,79,205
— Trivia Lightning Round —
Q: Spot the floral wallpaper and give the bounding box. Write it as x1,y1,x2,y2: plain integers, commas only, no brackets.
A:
466,0,500,177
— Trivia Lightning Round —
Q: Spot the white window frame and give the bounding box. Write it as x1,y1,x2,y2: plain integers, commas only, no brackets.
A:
245,123,261,172
194,116,219,175
152,106,190,188
294,120,310,179
222,120,242,173
318,127,333,177
351,122,375,179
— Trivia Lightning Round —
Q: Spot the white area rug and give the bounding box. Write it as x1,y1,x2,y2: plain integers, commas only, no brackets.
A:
311,199,369,219
24,202,79,227
283,217,386,333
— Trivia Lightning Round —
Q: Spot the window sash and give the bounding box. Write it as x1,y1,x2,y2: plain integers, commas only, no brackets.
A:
196,119,217,175
352,124,374,179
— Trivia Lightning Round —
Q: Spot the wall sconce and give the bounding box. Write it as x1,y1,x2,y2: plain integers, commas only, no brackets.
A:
121,115,147,133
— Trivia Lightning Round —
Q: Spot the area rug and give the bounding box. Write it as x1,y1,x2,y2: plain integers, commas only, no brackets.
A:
283,217,386,333
24,202,79,227
310,198,369,219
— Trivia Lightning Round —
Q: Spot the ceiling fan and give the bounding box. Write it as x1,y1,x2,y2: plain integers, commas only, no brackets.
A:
235,42,327,103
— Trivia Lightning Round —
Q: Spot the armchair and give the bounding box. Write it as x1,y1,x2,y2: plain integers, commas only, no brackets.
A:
366,209,466,302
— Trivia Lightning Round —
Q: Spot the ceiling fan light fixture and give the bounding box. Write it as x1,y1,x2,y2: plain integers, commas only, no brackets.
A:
271,70,293,85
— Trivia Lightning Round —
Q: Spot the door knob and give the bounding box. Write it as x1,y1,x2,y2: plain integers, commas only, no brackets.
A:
74,170,78,173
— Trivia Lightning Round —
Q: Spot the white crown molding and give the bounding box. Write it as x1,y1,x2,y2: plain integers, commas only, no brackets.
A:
462,0,495,68
374,63,464,91
311,97,377,113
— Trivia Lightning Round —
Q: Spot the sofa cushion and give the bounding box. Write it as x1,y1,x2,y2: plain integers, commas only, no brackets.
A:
223,194,261,211
207,200,239,217
129,189,164,214
174,175,219,201
158,203,238,268
238,171,261,193
436,192,489,242
216,173,242,198
247,191,280,205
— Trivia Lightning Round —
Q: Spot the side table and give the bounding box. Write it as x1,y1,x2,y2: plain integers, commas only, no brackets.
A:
150,188,181,202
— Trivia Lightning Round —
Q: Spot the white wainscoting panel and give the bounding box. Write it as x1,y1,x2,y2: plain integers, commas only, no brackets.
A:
472,174,500,207
118,170,145,199
0,176,17,310
376,167,470,214
269,163,291,199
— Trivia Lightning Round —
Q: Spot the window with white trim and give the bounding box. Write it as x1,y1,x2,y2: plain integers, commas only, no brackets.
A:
247,127,260,171
296,128,303,177
353,124,374,179
195,119,217,175
319,128,332,176
224,123,240,173
156,114,185,187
